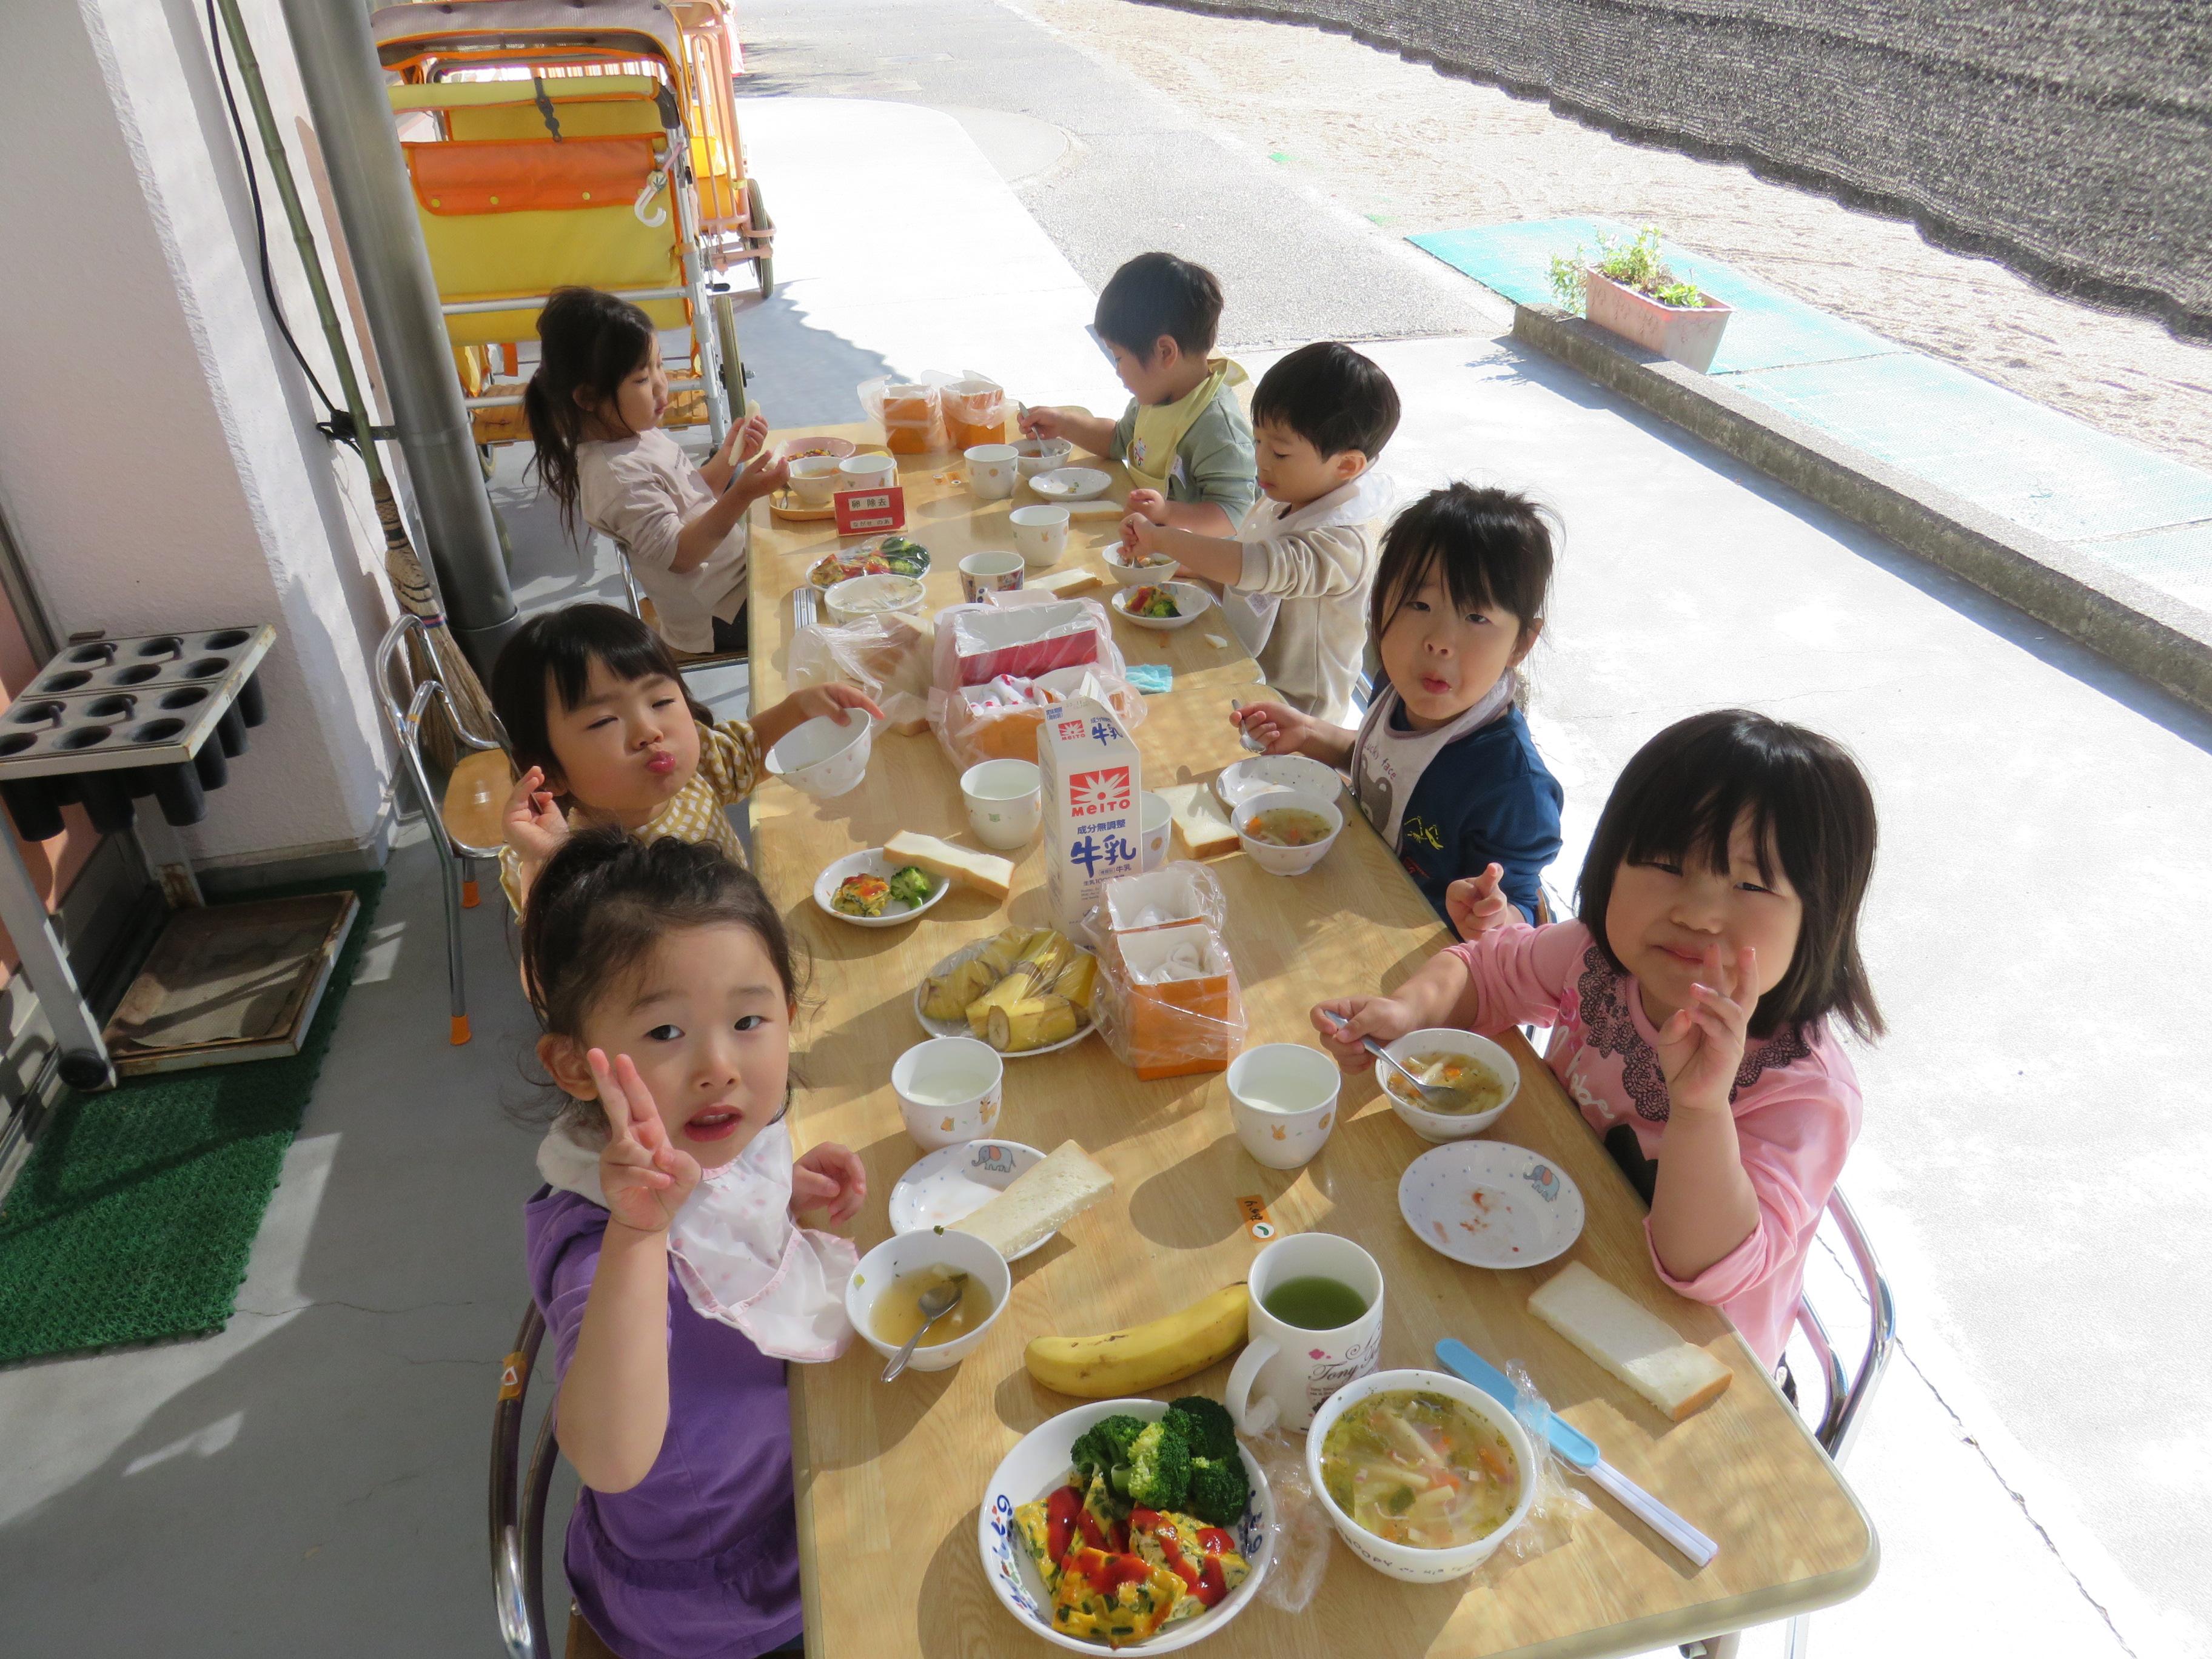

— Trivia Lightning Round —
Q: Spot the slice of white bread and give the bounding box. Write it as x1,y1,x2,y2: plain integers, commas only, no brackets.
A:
951,1139,1114,1259
1528,1261,1732,1421
1033,567,1105,597
882,832,1015,902
1158,782,1238,858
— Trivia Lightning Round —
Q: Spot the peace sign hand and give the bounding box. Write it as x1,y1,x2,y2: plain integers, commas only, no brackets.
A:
1654,943,1756,1116
1446,863,1512,940
590,1049,700,1235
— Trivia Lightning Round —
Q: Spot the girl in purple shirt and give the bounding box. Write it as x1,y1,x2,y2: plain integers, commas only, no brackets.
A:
520,831,866,1659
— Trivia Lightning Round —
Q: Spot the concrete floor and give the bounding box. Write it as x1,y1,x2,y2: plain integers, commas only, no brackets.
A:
3,7,2208,1655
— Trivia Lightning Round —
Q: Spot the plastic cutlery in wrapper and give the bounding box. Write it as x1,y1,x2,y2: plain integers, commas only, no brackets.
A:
1435,1339,1718,1569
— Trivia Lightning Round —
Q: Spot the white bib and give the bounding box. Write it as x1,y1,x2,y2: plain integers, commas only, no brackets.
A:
538,1116,857,1363
1350,670,1517,852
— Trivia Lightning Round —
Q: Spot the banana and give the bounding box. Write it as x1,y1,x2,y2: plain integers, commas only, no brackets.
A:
1024,1283,1248,1398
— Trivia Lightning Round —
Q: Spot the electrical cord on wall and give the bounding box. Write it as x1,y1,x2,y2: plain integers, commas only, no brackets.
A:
204,0,358,453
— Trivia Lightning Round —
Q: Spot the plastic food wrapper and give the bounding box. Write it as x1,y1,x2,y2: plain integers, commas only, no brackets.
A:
1082,863,1228,948
1469,1359,1595,1583
788,612,934,735
858,371,954,454
1092,920,1244,1081
927,665,1147,769
1243,1427,1333,1614
935,597,1117,688
941,373,1010,449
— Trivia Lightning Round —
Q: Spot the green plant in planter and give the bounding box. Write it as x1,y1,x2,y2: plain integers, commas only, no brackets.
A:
1547,226,1713,312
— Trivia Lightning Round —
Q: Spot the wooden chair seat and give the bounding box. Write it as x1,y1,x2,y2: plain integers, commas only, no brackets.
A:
441,747,514,854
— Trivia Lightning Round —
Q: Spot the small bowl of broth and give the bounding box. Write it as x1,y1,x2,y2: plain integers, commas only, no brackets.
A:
1375,1028,1520,1141
1234,788,1343,876
845,1228,1011,1375
1305,1368,1538,1581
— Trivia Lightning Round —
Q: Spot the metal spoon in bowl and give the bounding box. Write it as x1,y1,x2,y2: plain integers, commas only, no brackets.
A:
880,1275,968,1382
1318,1008,1459,1105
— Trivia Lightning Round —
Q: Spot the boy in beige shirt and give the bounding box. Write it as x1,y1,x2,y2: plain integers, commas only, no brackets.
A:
1121,342,1399,725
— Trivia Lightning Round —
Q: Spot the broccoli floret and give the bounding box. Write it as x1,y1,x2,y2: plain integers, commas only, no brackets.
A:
886,865,934,908
1165,1396,1238,1463
1116,1416,1191,1511
1184,1454,1251,1528
1071,1414,1147,1486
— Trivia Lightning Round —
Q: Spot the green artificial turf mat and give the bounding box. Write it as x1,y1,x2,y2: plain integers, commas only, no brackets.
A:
0,872,383,1366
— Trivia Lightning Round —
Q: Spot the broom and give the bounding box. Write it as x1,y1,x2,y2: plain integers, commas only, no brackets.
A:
209,0,501,768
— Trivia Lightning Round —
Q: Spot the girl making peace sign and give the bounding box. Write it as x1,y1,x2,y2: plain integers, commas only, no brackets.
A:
521,830,865,1659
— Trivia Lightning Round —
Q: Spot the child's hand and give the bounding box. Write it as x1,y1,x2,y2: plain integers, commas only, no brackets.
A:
1125,488,1168,525
729,446,789,503
1446,864,1513,940
785,682,885,728
791,1142,867,1225
1655,943,1755,1115
1019,406,1065,441
1231,699,1313,757
1310,995,1419,1073
1122,512,1163,557
736,411,769,462
502,766,569,863
590,1048,700,1235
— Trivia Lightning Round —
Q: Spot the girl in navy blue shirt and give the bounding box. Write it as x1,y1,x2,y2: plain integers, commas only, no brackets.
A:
1233,484,1563,936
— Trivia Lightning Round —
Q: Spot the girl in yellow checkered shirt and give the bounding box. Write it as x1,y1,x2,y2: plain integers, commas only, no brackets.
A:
490,604,879,915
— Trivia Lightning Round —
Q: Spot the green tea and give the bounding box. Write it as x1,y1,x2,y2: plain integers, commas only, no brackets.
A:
1262,1275,1368,1331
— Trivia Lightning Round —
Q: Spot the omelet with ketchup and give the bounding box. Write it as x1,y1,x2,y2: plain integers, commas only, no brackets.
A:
1011,1482,1250,1647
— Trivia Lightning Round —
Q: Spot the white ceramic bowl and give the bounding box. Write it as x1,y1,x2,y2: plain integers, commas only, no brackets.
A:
824,572,926,627
892,1035,1005,1150
1375,1027,1520,1140
1110,580,1215,632
1305,1368,1540,1582
960,758,1043,850
1028,466,1113,501
1008,504,1070,570
838,452,896,494
846,1228,1011,1374
1101,546,1177,588
765,713,872,797
980,1398,1275,1652
1215,753,1344,811
1227,1042,1341,1170
787,455,844,507
1233,787,1344,876
1014,437,1074,477
886,1139,1050,1260
811,848,950,930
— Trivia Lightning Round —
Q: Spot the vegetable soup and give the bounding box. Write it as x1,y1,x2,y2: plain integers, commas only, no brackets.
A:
1383,1051,1507,1116
1319,1390,1521,1549
1242,806,1333,848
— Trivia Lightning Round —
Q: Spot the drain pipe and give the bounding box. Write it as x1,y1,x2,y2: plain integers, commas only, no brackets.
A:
274,0,518,674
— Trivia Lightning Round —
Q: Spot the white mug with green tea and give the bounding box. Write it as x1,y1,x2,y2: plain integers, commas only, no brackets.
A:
1227,1232,1385,1434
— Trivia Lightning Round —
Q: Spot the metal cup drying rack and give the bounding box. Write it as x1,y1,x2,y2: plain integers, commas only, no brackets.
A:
0,625,358,1089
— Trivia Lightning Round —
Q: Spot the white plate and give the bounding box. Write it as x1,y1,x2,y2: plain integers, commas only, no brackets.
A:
913,935,1095,1057
1110,581,1215,632
1398,1141,1586,1269
812,850,950,928
887,1139,1051,1260
1029,466,1114,501
1214,754,1345,811
979,1399,1275,1653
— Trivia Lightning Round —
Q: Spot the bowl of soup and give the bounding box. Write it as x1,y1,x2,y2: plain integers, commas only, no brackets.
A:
1305,1369,1538,1581
1234,788,1343,876
1376,1028,1520,1141
845,1228,1011,1374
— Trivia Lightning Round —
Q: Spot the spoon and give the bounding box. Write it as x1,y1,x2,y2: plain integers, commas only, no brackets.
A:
880,1275,967,1382
1229,699,1267,754
1318,1008,1459,1105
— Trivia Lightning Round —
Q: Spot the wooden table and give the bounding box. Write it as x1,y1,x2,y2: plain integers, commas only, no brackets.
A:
746,429,1875,1658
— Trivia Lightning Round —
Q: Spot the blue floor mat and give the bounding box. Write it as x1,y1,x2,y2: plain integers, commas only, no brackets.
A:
2082,522,2212,613
1409,218,1900,374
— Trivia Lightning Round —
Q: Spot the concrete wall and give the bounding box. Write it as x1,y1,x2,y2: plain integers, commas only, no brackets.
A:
0,0,398,873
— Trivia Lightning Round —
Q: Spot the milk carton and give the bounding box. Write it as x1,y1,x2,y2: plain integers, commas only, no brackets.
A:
1036,695,1144,931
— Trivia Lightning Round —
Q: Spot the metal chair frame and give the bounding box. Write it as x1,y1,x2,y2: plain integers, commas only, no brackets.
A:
373,614,509,1044
491,1302,560,1659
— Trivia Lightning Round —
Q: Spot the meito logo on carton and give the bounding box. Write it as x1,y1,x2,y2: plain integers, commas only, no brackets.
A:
1067,766,1131,818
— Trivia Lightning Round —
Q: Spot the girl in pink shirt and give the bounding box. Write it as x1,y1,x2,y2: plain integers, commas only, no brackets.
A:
1314,709,1882,1369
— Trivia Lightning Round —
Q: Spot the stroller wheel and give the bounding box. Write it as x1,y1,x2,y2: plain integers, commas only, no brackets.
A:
756,256,774,301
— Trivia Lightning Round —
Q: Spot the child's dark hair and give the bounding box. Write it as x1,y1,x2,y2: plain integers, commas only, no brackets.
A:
1370,484,1554,646
1577,710,1883,1041
520,830,803,1129
524,287,656,536
1251,342,1400,461
1094,252,1224,360
490,603,712,790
